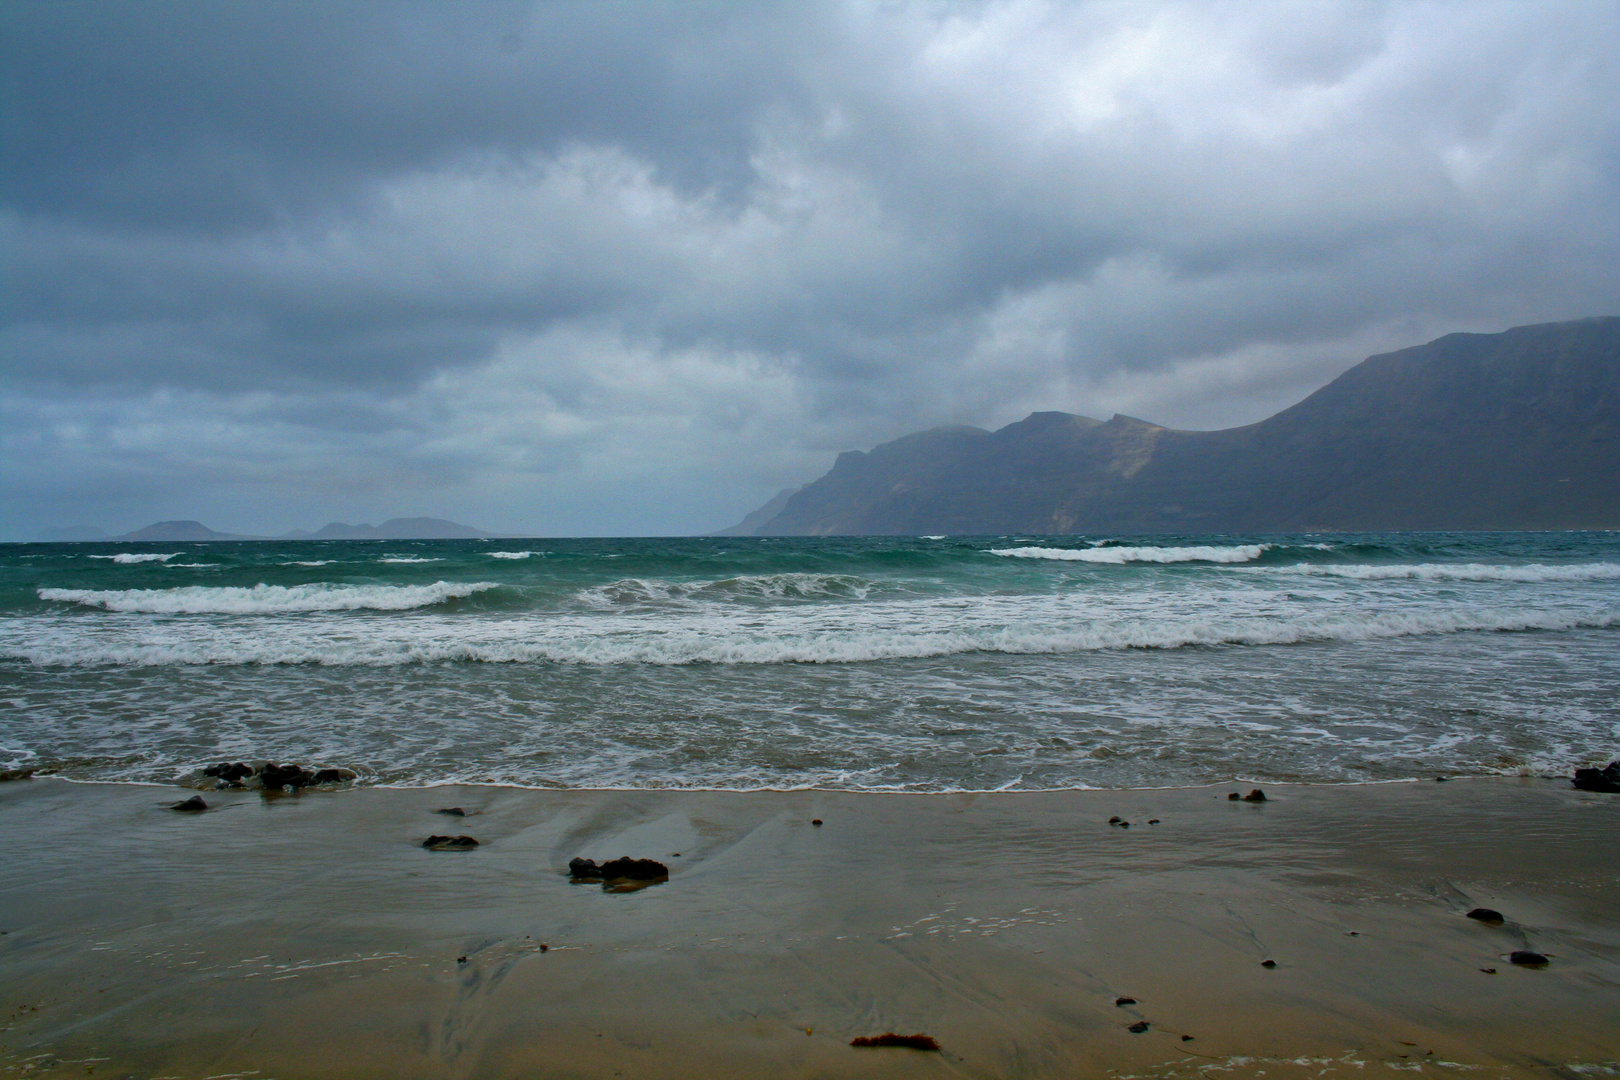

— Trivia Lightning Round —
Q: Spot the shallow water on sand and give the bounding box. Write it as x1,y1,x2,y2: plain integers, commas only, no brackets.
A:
1,532,1616,790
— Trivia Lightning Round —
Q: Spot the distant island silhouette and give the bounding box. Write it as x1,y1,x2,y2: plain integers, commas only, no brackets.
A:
46,517,496,543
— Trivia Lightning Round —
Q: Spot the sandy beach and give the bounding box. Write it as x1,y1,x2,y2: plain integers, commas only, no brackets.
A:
1,775,1616,1079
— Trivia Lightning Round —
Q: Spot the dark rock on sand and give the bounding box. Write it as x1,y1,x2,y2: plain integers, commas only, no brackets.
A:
203,762,253,784
1481,967,1497,974
812,818,823,826
850,1033,940,1050
310,768,356,784
168,795,208,812
423,835,478,851
598,857,669,881
1242,789,1267,802
1509,950,1549,967
1128,1021,1150,1033
570,856,670,890
1115,997,1136,1006
1148,818,1160,824
1572,760,1620,792
434,807,467,817
1228,792,1241,800
259,762,314,792
1466,907,1505,924
1182,1035,1195,1041
0,767,36,782
1261,959,1277,968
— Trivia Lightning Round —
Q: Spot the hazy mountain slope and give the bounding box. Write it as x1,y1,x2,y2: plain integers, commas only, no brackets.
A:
749,317,1620,535
112,521,266,541
291,517,491,540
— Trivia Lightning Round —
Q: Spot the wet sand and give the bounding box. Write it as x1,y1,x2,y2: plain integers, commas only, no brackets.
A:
1,776,1617,1079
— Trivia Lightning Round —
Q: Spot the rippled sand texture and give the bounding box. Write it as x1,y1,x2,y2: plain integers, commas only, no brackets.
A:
2,777,1617,1078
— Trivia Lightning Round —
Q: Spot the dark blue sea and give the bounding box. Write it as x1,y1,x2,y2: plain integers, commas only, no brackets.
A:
2,532,1616,790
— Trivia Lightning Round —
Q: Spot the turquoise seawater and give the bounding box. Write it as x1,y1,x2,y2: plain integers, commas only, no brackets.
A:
1,532,1616,790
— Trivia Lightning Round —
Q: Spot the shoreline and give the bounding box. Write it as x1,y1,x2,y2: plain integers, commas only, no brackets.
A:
6,766,1597,794
2,775,1617,1078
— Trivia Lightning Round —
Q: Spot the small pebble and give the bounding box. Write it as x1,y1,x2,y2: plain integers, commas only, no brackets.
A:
1114,997,1136,1006
811,819,823,826
1261,959,1277,968
1228,792,1241,801
1182,1035,1194,1042
1466,907,1505,924
1147,818,1160,824
1128,1021,1149,1034
1509,950,1548,967
1480,968,1496,974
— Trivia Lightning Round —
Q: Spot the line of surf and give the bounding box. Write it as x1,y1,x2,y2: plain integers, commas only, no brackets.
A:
36,581,499,614
991,544,1271,563
8,605,1613,666
1257,561,1620,583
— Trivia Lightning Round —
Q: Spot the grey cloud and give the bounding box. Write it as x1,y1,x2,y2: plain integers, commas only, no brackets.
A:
2,0,1618,537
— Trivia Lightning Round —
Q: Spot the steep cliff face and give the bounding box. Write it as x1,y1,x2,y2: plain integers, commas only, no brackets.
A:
745,317,1620,535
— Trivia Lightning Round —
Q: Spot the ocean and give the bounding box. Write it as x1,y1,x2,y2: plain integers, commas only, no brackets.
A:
1,532,1616,792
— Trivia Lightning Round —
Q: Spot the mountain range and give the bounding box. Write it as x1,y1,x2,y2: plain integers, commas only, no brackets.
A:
38,517,494,543
724,317,1620,535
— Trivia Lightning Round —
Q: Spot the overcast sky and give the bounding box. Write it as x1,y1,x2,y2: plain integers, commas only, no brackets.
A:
3,0,1617,538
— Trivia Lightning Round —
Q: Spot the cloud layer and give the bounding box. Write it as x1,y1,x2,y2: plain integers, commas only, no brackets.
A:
4,0,1618,536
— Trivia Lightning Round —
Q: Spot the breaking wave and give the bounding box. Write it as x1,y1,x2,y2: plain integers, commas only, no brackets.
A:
89,553,180,564
8,604,1613,667
37,581,499,615
578,573,879,607
992,544,1271,564
1262,562,1620,583
378,556,443,564
488,551,542,559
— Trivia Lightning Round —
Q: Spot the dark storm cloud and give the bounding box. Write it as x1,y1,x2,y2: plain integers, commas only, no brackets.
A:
2,1,1618,537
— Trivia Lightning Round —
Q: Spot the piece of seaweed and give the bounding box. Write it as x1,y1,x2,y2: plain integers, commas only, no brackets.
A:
850,1033,940,1051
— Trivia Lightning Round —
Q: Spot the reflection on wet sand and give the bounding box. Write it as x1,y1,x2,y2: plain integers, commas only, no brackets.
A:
1,776,1617,1078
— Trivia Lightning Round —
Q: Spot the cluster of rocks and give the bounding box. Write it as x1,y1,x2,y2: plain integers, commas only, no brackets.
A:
201,761,358,792
568,856,669,891
1464,906,1550,968
1572,760,1620,793
1228,789,1267,802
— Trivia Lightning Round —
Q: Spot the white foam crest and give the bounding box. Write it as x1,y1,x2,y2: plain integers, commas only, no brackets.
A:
993,544,1270,564
89,552,181,564
578,573,876,607
9,602,1613,667
1263,562,1620,583
285,560,334,567
167,563,220,568
379,556,443,564
37,580,499,614
488,551,543,559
